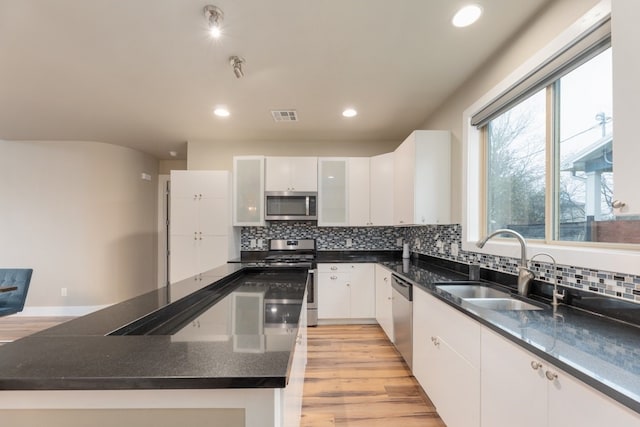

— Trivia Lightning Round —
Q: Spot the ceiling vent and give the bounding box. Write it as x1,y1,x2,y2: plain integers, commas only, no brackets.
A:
271,110,298,122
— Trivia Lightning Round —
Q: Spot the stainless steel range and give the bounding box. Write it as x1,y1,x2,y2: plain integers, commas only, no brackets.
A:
263,239,318,326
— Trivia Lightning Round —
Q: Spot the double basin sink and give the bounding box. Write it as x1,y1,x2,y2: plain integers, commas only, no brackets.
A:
436,282,543,311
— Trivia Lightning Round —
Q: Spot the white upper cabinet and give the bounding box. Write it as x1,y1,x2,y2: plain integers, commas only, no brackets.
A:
348,157,371,226
394,130,451,225
348,154,394,226
265,156,318,192
369,152,394,226
612,1,640,215
318,158,348,226
233,156,265,226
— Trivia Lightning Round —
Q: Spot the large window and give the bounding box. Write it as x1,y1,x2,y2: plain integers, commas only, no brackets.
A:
483,45,638,245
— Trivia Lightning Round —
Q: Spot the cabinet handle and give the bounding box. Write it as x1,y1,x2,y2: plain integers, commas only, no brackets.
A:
531,361,543,370
346,283,350,287
383,277,388,282
330,266,337,271
430,336,440,347
330,275,337,280
545,370,558,381
194,232,198,240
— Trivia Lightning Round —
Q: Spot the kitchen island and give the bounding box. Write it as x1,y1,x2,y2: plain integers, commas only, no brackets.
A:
0,265,309,427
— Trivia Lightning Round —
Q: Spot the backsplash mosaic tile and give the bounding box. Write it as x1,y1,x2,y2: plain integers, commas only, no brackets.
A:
241,222,640,305
405,224,640,305
240,222,402,251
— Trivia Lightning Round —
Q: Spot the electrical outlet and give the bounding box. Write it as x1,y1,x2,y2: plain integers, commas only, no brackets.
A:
436,240,443,249
396,238,403,246
346,238,353,248
250,239,256,248
257,238,263,248
61,288,67,297
451,243,459,257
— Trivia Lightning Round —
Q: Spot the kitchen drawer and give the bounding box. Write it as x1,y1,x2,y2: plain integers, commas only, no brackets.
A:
317,263,358,273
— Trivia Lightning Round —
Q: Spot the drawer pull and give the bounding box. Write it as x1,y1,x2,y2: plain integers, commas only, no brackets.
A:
545,370,558,381
531,361,543,370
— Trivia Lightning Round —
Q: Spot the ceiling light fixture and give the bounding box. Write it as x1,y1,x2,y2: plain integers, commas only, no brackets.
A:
452,4,483,28
204,5,224,39
342,108,358,118
230,56,245,78
213,107,230,117
169,151,177,157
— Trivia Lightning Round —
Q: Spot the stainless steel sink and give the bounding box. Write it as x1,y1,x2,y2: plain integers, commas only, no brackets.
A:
464,298,543,311
437,284,510,299
436,282,543,311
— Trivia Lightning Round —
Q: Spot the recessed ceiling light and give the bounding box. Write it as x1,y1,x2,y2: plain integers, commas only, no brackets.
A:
213,107,230,117
452,4,483,28
342,108,358,118
169,151,177,157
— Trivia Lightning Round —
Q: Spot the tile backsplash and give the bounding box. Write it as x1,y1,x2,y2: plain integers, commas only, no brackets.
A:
241,222,401,251
241,223,640,304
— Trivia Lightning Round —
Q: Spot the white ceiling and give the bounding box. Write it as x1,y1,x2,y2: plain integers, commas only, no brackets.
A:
0,0,550,159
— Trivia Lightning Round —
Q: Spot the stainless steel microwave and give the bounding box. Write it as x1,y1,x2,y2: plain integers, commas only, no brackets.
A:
265,191,317,221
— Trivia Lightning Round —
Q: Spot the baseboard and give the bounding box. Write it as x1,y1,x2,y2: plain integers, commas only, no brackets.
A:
14,305,109,317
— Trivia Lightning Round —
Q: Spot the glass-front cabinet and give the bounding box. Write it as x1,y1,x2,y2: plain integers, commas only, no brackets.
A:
318,158,348,226
233,156,265,226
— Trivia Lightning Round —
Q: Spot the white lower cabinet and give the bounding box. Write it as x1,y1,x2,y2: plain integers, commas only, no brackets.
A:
481,327,640,427
374,264,394,342
317,263,375,320
412,286,480,427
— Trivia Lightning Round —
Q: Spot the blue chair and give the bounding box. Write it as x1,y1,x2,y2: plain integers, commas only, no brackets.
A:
0,269,33,317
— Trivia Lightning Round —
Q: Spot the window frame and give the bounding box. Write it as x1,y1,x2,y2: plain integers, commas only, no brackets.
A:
461,1,640,276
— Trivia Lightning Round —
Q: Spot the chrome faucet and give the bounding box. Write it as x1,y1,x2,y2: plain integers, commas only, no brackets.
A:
530,252,564,310
476,229,535,297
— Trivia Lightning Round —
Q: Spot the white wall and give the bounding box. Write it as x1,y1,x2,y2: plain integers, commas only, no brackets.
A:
419,0,601,223
187,139,399,170
0,140,158,311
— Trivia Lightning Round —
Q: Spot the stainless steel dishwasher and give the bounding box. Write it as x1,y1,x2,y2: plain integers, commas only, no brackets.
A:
391,274,413,369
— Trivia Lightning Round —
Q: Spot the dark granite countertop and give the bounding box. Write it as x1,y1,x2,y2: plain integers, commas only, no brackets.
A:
379,258,640,415
0,265,308,390
1,250,638,415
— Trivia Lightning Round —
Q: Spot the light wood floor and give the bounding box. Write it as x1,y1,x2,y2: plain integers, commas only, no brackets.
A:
302,324,445,427
0,318,445,426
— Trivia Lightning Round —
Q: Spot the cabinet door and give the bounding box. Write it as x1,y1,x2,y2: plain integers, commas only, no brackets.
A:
198,196,229,236
317,272,350,319
348,157,371,226
349,264,375,318
413,288,480,427
431,337,480,427
318,158,348,226
197,235,229,273
413,131,451,224
289,157,318,191
375,265,394,342
612,0,640,215
233,156,265,226
393,139,414,225
169,234,199,284
265,157,292,191
170,197,199,235
265,157,318,191
481,328,547,427
412,287,438,395
370,152,394,226
548,364,640,427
